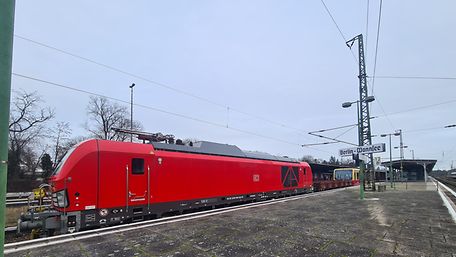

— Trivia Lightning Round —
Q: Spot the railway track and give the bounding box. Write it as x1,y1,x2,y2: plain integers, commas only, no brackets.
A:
431,177,456,223
6,192,51,207
6,199,51,207
434,176,456,191
4,187,348,254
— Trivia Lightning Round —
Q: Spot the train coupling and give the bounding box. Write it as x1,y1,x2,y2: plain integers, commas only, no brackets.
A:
17,209,61,237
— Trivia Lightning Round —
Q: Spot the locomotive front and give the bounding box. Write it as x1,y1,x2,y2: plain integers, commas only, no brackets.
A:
18,139,99,236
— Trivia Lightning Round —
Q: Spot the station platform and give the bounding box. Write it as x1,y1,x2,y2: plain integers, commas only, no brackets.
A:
6,182,456,257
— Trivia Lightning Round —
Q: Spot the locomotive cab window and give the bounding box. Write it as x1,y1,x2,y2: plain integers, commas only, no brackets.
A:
132,158,144,175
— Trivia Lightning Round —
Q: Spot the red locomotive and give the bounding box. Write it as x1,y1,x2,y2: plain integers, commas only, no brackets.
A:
19,137,313,235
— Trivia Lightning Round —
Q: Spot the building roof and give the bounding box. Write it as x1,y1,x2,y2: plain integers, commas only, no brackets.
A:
381,159,437,171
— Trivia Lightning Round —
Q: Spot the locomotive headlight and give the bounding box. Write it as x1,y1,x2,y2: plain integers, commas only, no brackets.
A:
54,190,69,208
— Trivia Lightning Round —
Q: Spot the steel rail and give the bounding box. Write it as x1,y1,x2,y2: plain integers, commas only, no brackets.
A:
6,192,32,199
4,187,349,254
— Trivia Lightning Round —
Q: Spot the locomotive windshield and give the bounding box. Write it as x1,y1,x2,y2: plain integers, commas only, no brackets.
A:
51,146,76,176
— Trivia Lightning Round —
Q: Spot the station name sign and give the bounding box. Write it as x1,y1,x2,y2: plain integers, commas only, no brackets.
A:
339,143,386,157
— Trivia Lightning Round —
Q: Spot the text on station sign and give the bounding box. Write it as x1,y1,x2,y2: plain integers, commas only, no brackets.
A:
339,143,386,156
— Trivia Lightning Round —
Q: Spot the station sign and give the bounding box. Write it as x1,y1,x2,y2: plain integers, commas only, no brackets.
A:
356,154,369,162
339,143,386,157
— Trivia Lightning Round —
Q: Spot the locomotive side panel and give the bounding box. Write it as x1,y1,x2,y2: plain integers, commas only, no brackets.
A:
98,141,154,209
152,151,252,203
152,151,306,204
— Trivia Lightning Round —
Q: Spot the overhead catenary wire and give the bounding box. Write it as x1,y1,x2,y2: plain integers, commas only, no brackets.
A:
309,123,358,134
366,0,395,131
369,74,456,124
14,34,315,141
306,100,455,147
372,93,395,129
370,94,456,131
319,0,347,42
12,72,334,154
370,0,383,95
306,123,359,147
334,124,357,139
373,75,456,80
14,35,226,109
402,125,456,134
319,0,358,63
374,124,456,138
308,132,358,147
365,0,370,54
376,98,456,118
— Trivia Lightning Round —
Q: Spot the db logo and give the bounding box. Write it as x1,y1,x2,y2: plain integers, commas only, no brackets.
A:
253,174,260,182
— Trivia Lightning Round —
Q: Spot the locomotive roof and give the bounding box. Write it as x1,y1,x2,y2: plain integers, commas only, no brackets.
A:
151,141,299,163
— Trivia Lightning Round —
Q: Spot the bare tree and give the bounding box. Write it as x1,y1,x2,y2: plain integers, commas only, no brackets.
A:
22,147,47,179
51,121,72,167
328,156,340,164
8,90,54,178
86,96,142,141
301,155,315,162
114,117,143,142
52,135,89,165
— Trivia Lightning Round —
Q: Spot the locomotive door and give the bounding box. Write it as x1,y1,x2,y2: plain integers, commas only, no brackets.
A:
127,157,150,208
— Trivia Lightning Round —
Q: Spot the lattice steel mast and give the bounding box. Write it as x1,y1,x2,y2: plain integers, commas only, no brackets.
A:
346,34,375,189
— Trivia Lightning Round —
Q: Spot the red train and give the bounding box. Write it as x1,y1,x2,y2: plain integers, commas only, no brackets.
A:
19,139,313,235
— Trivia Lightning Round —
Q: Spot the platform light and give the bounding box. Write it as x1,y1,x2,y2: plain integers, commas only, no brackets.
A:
342,96,375,109
380,132,402,188
129,83,136,142
342,102,353,108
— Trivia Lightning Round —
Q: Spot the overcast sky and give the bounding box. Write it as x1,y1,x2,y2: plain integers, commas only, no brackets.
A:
11,0,456,169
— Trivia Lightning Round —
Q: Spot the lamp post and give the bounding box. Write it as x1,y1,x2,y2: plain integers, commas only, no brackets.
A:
381,132,400,188
391,129,407,188
129,83,135,142
342,95,375,194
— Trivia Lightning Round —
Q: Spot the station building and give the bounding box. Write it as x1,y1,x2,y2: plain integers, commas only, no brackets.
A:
381,159,437,181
